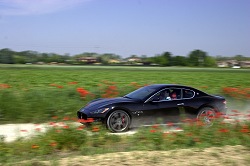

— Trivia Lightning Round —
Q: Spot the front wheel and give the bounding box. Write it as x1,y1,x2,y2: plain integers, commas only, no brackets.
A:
106,110,131,132
197,107,216,127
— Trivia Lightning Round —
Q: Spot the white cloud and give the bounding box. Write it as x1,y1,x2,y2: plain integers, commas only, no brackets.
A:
0,0,90,16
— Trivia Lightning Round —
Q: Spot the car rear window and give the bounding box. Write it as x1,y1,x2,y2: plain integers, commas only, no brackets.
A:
183,89,195,99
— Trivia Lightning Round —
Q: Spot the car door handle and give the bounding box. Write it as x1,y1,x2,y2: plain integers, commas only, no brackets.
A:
177,103,184,106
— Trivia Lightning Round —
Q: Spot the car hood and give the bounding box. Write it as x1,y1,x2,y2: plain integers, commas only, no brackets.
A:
81,97,134,111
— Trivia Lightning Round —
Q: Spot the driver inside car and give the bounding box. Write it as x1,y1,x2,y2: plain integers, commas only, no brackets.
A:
159,90,171,101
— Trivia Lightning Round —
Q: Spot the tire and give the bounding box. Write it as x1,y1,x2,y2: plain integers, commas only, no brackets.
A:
197,107,216,127
106,110,131,132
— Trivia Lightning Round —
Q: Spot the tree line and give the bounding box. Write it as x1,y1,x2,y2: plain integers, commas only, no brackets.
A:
0,48,249,67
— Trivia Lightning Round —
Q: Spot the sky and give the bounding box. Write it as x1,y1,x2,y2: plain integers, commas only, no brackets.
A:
0,0,249,58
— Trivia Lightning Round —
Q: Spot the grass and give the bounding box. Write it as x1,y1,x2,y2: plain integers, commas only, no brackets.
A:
1,64,250,91
0,117,250,165
0,64,249,123
0,64,250,165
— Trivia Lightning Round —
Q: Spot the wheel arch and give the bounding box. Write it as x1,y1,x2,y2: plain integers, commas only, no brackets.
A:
198,104,218,113
105,107,132,132
105,107,132,120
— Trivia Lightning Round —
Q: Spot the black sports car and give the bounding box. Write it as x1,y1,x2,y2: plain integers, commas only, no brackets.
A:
77,84,227,132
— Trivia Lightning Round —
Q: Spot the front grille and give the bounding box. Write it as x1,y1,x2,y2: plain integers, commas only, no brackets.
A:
77,111,87,120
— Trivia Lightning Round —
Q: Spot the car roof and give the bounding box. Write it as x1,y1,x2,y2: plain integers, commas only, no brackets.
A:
147,84,193,89
146,84,209,96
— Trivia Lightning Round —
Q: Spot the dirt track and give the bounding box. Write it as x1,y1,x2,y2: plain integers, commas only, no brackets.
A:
0,114,249,142
16,145,250,166
0,122,183,142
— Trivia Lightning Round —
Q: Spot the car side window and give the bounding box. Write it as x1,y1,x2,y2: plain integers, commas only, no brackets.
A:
150,88,182,102
183,89,195,99
151,89,171,101
169,88,181,100
159,89,171,101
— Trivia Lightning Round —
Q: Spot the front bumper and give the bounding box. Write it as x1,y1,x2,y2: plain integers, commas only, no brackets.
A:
77,111,102,123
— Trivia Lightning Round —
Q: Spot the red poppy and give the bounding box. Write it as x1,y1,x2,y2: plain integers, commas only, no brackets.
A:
71,117,78,121
101,84,119,98
175,127,182,130
52,116,58,120
0,84,11,89
76,87,90,98
200,86,208,89
150,129,157,133
63,117,70,121
186,132,193,137
58,122,65,125
50,142,57,147
167,122,173,127
77,126,85,130
32,144,39,149
92,126,99,132
242,125,249,129
215,112,224,118
77,118,94,123
193,138,201,142
182,118,195,125
240,125,249,133
196,120,205,126
56,130,62,133
240,129,249,133
68,81,78,85
49,122,56,126
35,128,41,132
219,128,229,133
152,124,159,129
232,110,239,113
163,132,170,136
20,129,28,132
63,125,69,129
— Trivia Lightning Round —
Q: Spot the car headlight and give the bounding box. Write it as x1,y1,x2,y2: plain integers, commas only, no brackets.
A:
91,108,109,114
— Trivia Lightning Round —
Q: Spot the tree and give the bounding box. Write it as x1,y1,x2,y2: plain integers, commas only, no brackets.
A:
234,55,246,61
14,55,26,64
162,52,172,66
188,49,208,66
19,50,39,63
150,52,173,66
100,53,121,64
204,56,216,67
0,48,15,64
172,56,188,66
151,54,166,66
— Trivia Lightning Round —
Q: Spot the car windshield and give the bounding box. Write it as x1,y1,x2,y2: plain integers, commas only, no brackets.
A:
124,86,158,101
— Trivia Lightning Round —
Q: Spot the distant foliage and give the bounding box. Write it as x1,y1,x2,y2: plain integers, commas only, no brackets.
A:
1,48,248,67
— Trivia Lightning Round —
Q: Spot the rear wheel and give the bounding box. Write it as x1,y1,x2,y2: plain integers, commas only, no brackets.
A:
197,107,216,127
106,110,131,132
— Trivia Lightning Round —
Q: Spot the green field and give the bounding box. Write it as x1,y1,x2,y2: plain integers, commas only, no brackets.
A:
1,64,250,90
1,64,250,165
0,64,250,123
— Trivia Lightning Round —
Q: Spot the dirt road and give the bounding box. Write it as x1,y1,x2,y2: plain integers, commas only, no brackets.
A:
0,113,248,142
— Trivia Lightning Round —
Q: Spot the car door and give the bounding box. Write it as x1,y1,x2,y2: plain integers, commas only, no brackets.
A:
181,88,205,119
155,88,184,123
131,100,159,126
138,88,184,124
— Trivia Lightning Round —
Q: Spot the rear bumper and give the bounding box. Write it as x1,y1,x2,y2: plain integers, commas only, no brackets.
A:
221,106,228,114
